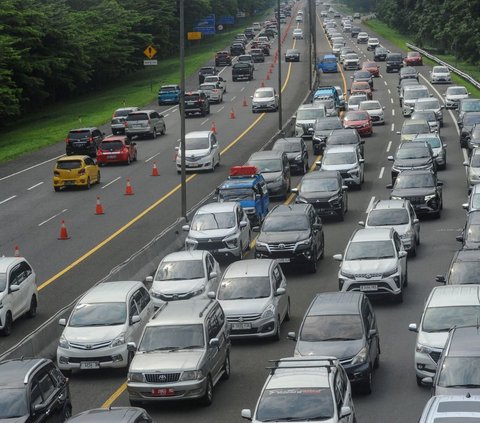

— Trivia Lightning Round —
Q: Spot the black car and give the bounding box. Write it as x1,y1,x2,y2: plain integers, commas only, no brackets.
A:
250,48,265,63
244,28,255,39
351,27,361,37
254,203,325,273
387,169,443,218
230,42,245,56
386,53,403,73
198,66,218,84
436,249,480,285
232,62,254,81
184,91,210,117
388,142,436,183
0,358,72,422
292,170,348,220
399,66,419,82
288,292,380,394
215,51,232,66
459,112,480,149
468,124,480,150
326,128,365,158
272,137,309,175
312,117,343,155
66,127,104,157
352,70,374,89
68,407,154,423
285,48,300,62
374,46,389,61
456,210,480,249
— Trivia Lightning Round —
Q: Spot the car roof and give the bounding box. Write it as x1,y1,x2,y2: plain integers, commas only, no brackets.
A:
81,281,143,303
69,128,97,132
298,104,323,110
422,395,480,422
428,285,480,308
467,210,480,224
402,118,429,127
223,259,274,278
454,249,480,262
103,136,127,142
351,227,393,242
196,202,237,214
255,87,275,93
148,299,216,326
372,199,408,210
68,408,144,423
0,358,48,388
303,170,340,180
160,250,207,262
185,131,211,139
249,150,283,160
57,155,90,162
160,84,178,89
270,203,311,216
266,359,333,389
0,256,29,272
308,292,363,316
449,326,480,356
324,144,358,153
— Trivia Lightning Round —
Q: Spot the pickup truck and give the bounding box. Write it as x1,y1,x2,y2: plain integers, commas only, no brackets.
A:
232,62,253,81
158,85,180,105
203,75,227,93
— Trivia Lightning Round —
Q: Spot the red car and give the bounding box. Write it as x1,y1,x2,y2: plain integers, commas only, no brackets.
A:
343,110,373,136
350,81,373,100
362,61,380,77
96,136,137,165
404,51,423,66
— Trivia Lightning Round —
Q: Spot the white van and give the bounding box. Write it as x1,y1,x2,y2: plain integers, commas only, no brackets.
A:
175,130,220,172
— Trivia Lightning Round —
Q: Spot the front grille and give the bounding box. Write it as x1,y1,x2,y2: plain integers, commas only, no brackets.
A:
268,242,296,251
68,356,112,363
70,341,111,350
312,201,331,210
340,172,351,179
429,350,441,363
227,314,261,323
371,115,380,121
196,239,225,250
406,196,425,205
355,273,382,279
160,291,196,301
144,373,181,383
186,156,203,162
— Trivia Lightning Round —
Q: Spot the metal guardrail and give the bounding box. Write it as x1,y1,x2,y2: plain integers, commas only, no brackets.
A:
406,43,480,90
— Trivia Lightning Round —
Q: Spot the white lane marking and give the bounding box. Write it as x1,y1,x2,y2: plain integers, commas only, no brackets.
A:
391,123,395,132
241,87,245,92
379,167,384,179
101,176,121,189
145,152,161,163
0,154,64,182
0,195,16,205
162,105,179,114
383,80,387,85
366,196,375,213
231,96,237,101
176,138,181,142
164,114,169,117
39,209,68,226
380,74,384,79
27,182,44,191
387,89,391,95
390,98,394,104
200,118,209,126
218,106,225,112
386,141,392,152
392,109,395,116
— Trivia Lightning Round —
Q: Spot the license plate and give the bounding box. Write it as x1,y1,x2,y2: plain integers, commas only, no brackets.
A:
186,101,195,105
360,285,378,292
73,142,86,147
276,258,291,263
107,155,116,159
151,388,175,397
232,323,252,330
64,180,76,185
80,361,99,369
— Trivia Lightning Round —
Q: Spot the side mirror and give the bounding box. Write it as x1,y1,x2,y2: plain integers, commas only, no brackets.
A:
387,155,394,161
291,187,298,193
308,127,315,134
315,160,322,167
59,318,67,326
287,331,297,341
396,131,401,135
209,338,220,348
358,221,365,227
252,226,260,232
436,275,446,284
408,323,418,333
463,161,470,166
207,291,216,299
250,95,254,99
209,271,218,279
34,404,44,413
413,218,419,224
130,315,141,325
456,235,464,242
399,251,407,258
9,285,19,293
182,224,190,231
333,254,343,261
127,342,137,352
145,276,153,283
275,287,286,296
240,221,248,228
241,409,252,421
462,203,469,210
368,329,377,338
359,158,365,163
340,406,352,418
132,142,137,146
437,181,443,186
159,114,164,118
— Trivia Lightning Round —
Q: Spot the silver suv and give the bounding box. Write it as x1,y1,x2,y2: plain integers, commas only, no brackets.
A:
318,145,364,189
125,110,166,140
334,228,408,302
127,298,231,406
402,85,430,117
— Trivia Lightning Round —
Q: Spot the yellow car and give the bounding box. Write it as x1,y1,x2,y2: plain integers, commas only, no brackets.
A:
53,155,101,191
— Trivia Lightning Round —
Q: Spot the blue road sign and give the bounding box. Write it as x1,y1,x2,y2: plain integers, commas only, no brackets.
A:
218,15,235,25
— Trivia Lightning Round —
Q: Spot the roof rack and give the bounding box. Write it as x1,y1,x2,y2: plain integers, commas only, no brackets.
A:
266,357,338,375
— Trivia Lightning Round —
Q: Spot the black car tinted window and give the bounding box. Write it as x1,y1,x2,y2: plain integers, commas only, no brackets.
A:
184,94,200,101
38,373,56,400
68,130,90,139
100,141,123,150
56,160,82,170
127,113,148,121
301,314,363,341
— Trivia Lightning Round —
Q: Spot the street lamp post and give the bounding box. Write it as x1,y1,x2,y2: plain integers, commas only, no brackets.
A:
179,0,187,220
277,0,282,132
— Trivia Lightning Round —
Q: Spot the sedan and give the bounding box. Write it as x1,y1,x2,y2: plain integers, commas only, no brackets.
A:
292,28,304,39
53,155,100,191
350,81,372,99
456,210,480,249
359,100,385,125
285,48,300,62
430,66,452,84
366,37,379,51
362,61,380,77
96,136,137,166
352,70,374,89
404,51,423,66
343,110,373,136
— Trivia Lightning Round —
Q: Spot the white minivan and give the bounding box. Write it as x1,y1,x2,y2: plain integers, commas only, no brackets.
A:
175,130,220,172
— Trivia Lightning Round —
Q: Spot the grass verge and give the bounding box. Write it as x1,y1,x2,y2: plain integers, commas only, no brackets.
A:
0,12,271,163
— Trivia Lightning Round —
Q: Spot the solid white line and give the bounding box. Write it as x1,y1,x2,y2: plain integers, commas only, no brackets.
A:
387,89,391,95
386,141,392,152
145,152,161,163
392,109,395,116
379,167,384,179
38,209,68,226
27,182,44,190
391,123,395,132
101,176,121,189
231,96,237,101
0,154,65,182
390,98,394,104
218,106,225,112
366,196,375,213
200,118,209,126
0,195,16,205
164,113,169,117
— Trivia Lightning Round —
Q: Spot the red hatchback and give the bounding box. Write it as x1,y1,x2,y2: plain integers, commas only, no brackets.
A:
350,81,373,100
343,110,373,136
96,136,137,165
404,51,423,66
362,61,380,77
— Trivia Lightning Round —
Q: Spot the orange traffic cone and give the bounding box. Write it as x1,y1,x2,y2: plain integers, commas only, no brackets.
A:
95,196,104,215
230,108,236,119
151,161,159,176
242,97,248,107
125,178,134,195
58,220,70,240
211,121,217,134
14,245,20,257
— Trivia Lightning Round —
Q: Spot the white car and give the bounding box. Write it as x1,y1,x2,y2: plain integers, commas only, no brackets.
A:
347,94,368,111
175,130,220,172
296,14,303,23
367,38,379,51
203,75,227,93
199,83,223,103
318,145,364,188
357,32,369,43
146,250,221,306
292,28,304,39
429,66,452,84
238,54,255,70
444,85,469,109
359,100,385,124
0,257,38,336
57,281,154,373
343,53,360,70
251,87,279,113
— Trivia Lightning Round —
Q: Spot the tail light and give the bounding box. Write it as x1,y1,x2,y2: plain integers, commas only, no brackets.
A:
78,169,86,175
54,171,60,176
124,121,128,127
65,138,69,143
88,137,93,143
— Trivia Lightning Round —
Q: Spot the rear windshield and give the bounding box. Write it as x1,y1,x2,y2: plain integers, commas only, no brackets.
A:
160,86,177,92
68,131,90,139
100,141,123,150
57,160,82,170
184,94,200,101
234,63,250,68
126,113,148,121
323,57,336,63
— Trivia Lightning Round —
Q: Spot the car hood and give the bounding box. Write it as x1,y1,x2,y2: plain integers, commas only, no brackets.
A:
261,171,283,183
345,119,369,126
394,157,432,168
366,223,408,236
321,163,358,172
152,278,206,295
295,339,364,360
258,230,311,244
63,325,125,343
285,152,301,160
0,416,30,423
219,297,271,316
300,191,338,201
131,350,204,372
342,258,398,274
418,330,449,349
183,148,210,159
366,108,383,115
314,129,333,138
391,187,435,197
253,97,275,104
447,94,468,100
432,72,450,77
189,227,237,239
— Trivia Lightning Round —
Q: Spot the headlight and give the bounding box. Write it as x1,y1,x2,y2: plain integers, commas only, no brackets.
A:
296,196,308,204
328,195,340,202
351,347,368,365
111,334,126,348
425,194,436,201
298,237,312,246
349,169,359,176
261,304,275,319
150,289,163,299
190,288,205,297
59,336,70,349
391,196,402,200
185,238,198,250
224,234,239,249
180,370,204,381
128,372,144,382
382,267,398,278
295,154,303,161
340,269,355,279
415,344,433,355
400,230,414,240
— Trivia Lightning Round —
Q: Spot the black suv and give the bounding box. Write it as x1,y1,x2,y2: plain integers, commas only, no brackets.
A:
198,66,218,84
312,117,343,155
272,137,309,175
184,91,210,117
215,51,232,66
65,128,104,157
0,358,72,421
436,249,480,285
230,43,245,56
232,62,254,81
326,128,365,157
386,53,403,73
374,46,389,61
388,142,435,183
351,27,361,37
388,169,443,218
254,204,325,273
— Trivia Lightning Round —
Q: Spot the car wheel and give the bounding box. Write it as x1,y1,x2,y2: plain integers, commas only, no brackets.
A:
126,350,135,369
54,186,60,192
408,244,416,258
133,151,137,162
221,354,231,380
360,371,372,395
26,296,37,318
308,249,317,273
201,109,206,117
374,350,380,369
285,299,291,322
62,404,72,422
1,312,12,336
211,159,216,173
201,376,213,406
404,267,408,287
338,209,345,221
395,289,404,304
152,128,157,139
416,233,420,246
86,177,91,190
96,171,101,184
416,376,423,387
273,316,281,341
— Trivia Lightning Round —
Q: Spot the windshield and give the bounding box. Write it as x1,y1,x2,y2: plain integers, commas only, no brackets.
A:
402,123,430,134
301,178,338,193
160,86,177,92
346,112,369,121
360,102,381,110
0,274,5,292
396,147,430,158
404,89,429,100
415,136,441,148
218,277,271,300
57,160,81,170
186,137,210,150
300,314,363,341
324,57,336,63
297,109,326,120
471,154,480,167
367,209,409,226
249,158,282,172
273,142,301,153
438,357,480,387
126,113,148,121
219,187,253,201
191,212,235,230
0,388,28,419
416,100,440,110
463,101,480,112
155,260,204,281
239,56,252,62
345,240,395,260
323,151,356,165
435,67,449,73
449,262,480,284
349,96,366,106
352,82,370,90
256,388,334,421
412,111,436,122
69,302,127,327
255,91,274,99
315,120,342,131
463,115,480,126
394,173,435,188
139,324,205,351
422,306,480,332
68,131,89,139
262,215,310,232
99,141,123,150
315,99,335,109
200,84,216,91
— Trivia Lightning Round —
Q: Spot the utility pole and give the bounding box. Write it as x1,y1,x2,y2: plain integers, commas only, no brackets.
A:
179,0,187,220
277,0,282,132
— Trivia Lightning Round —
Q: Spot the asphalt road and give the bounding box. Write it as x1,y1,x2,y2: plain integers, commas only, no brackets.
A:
2,4,473,423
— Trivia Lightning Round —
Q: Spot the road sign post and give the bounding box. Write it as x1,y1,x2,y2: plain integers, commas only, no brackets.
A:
143,45,158,92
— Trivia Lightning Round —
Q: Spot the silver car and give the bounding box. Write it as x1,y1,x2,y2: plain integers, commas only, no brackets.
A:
359,100,385,125
412,133,447,169
464,148,480,191
183,202,251,260
463,183,480,212
203,75,227,93
429,66,452,84
199,83,223,103
214,259,290,340
175,130,220,172
111,107,139,135
413,98,444,126
318,145,364,188
444,85,469,109
343,53,360,70
294,104,327,138
125,110,166,140
402,85,430,117
347,94,368,111
251,87,279,113
334,228,408,302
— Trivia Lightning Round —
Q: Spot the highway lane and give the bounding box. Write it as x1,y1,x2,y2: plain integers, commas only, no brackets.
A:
64,7,474,423
0,6,312,352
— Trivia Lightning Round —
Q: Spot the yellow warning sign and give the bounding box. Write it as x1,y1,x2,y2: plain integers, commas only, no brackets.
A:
187,32,202,40
144,45,157,59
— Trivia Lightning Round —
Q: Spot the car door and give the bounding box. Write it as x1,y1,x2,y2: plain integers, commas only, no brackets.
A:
205,253,218,293
272,264,287,321
211,133,220,163
8,263,27,319
93,129,103,147
282,154,291,189
393,233,407,279
238,206,250,248
310,208,322,251
130,288,153,342
362,300,375,366
205,309,223,380
31,370,64,423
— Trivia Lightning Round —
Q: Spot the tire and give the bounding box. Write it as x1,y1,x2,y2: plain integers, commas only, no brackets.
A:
1,312,12,336
96,171,101,184
408,244,416,258
360,371,372,395
395,289,404,304
308,249,317,273
161,125,166,135
416,376,423,387
338,209,345,222
221,354,231,380
26,296,37,318
373,350,380,369
129,399,143,407
201,376,213,406
272,317,281,341
54,186,60,192
62,405,72,422
285,299,291,322
133,151,137,162
302,161,308,175
126,350,134,369
151,128,157,139
416,233,420,246
126,156,131,165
